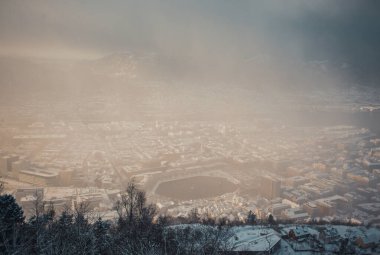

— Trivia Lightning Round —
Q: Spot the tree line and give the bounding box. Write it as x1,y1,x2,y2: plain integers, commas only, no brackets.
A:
0,180,362,255
1,181,242,254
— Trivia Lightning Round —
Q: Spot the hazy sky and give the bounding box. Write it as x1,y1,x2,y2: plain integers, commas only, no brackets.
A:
0,0,379,86
0,0,378,59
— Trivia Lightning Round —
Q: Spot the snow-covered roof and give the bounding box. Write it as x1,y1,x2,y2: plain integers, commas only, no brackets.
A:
229,226,281,252
283,225,319,237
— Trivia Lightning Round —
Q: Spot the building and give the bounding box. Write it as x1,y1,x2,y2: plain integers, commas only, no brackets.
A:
355,234,380,249
288,226,313,241
281,208,309,221
0,155,19,177
315,195,349,217
58,169,74,186
44,197,71,215
269,203,291,218
319,227,340,244
260,175,281,199
303,202,318,218
0,151,6,175
229,227,281,255
363,158,380,171
356,203,380,216
284,176,308,188
18,170,58,186
11,160,29,179
15,188,44,201
19,195,39,218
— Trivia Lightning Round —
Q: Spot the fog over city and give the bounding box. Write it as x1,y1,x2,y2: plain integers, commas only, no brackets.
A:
1,1,380,254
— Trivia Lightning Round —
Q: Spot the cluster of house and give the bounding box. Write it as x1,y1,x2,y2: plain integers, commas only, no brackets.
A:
14,187,119,219
227,225,379,254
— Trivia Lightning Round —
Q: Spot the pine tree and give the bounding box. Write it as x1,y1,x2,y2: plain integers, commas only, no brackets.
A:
93,217,112,254
0,194,25,253
247,210,256,224
267,214,276,226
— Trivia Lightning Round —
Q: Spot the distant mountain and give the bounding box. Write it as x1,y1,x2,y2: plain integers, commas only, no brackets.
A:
0,51,378,101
